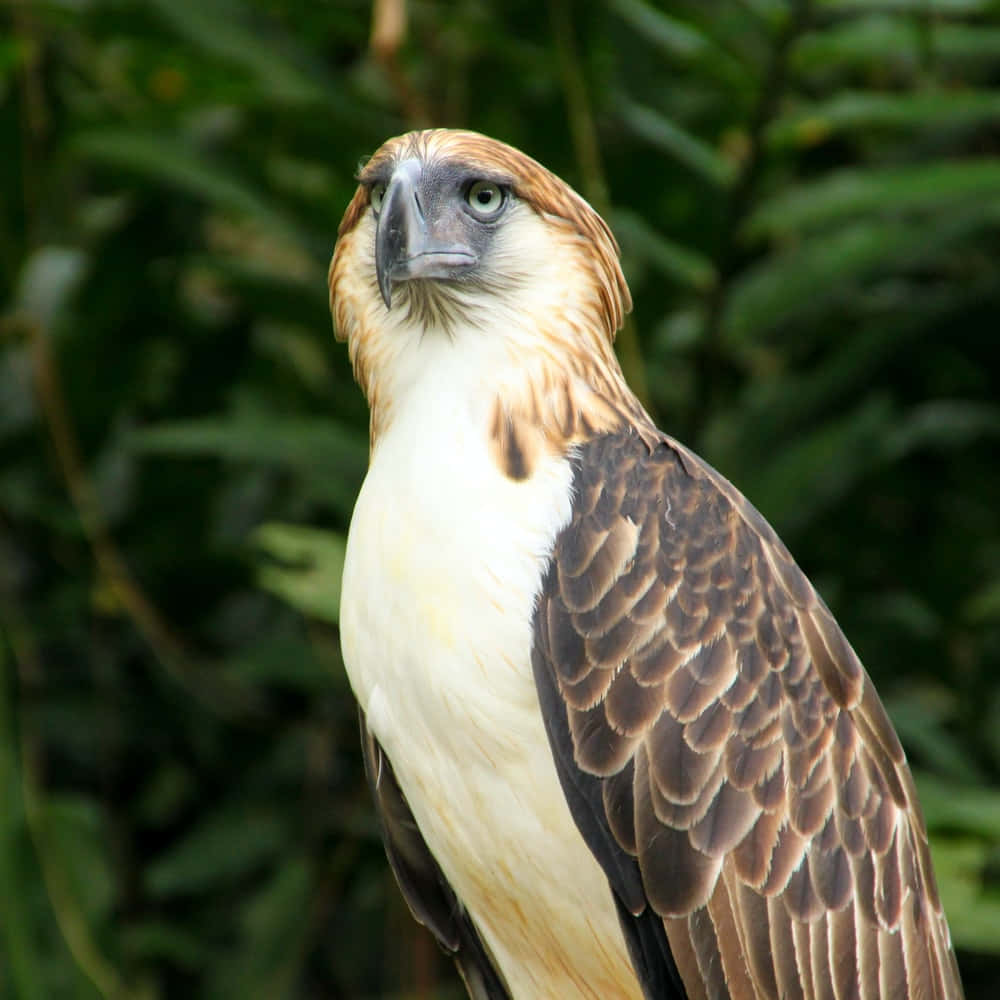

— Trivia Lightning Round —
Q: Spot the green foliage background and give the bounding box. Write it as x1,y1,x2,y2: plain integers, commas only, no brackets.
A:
2,0,1000,996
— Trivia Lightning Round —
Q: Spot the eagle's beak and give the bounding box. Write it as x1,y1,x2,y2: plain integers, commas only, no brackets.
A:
375,163,478,309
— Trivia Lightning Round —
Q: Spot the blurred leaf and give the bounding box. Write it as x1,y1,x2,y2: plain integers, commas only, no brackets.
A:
147,0,325,106
224,856,313,998
917,773,1000,840
14,246,88,326
125,415,365,470
40,796,114,926
964,579,1000,624
728,395,893,534
884,401,1000,459
724,207,1000,343
124,415,366,515
935,24,1000,61
817,0,992,11
230,631,339,691
607,0,749,86
609,0,708,57
147,807,287,896
120,920,212,970
890,696,985,785
795,17,1000,72
768,91,1000,148
614,208,716,291
253,523,346,625
793,16,921,72
73,131,298,237
619,99,736,187
928,839,1000,955
747,160,1000,238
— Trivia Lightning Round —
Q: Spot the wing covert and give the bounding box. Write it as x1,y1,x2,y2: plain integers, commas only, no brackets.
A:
531,430,963,1000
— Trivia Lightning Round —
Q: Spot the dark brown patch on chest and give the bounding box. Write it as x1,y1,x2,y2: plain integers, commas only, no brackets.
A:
490,403,536,482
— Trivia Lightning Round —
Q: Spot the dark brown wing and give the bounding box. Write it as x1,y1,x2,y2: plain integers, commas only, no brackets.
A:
360,712,511,1000
531,430,964,1000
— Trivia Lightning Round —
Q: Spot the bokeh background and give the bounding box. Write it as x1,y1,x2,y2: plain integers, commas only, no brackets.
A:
2,0,1000,996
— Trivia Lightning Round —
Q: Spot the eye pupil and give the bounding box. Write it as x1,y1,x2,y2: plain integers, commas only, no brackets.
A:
370,182,386,212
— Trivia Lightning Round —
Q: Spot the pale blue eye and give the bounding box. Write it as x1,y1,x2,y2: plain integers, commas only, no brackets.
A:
466,181,505,217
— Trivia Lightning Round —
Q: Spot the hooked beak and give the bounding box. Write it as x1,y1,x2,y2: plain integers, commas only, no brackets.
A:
375,163,478,309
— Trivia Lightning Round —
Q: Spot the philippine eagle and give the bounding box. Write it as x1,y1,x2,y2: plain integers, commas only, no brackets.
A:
329,129,963,1000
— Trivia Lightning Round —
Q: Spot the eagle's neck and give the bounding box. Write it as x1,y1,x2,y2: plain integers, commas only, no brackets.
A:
354,303,655,479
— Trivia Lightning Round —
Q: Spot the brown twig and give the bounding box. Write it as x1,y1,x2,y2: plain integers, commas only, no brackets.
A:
547,0,652,411
370,0,431,127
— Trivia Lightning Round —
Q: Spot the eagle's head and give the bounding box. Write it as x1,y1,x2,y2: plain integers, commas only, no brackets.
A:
330,129,647,463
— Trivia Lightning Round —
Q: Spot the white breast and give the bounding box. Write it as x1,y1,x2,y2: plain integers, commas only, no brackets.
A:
339,336,642,998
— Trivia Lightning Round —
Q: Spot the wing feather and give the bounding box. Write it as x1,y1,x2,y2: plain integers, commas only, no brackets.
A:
531,430,963,999
359,713,511,999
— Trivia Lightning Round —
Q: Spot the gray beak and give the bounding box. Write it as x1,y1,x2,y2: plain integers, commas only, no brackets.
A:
375,163,478,309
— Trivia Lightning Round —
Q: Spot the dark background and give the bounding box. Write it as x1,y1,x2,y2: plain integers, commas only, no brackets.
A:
2,0,999,996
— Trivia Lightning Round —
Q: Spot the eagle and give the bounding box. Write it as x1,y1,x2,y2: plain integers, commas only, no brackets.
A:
329,129,964,1000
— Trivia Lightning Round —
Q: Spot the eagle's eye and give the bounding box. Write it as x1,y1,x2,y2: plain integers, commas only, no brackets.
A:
465,180,506,219
370,181,387,214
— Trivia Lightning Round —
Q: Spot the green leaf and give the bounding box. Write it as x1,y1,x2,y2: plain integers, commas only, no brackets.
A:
793,16,921,73
916,773,1000,840
618,99,736,187
726,395,894,535
120,920,212,970
124,415,365,469
230,856,313,998
963,577,1000,624
927,839,1000,954
888,695,984,785
725,207,1000,343
15,246,88,326
725,220,916,342
613,208,716,291
936,24,1000,62
72,131,298,237
746,159,1000,238
146,807,287,896
608,0,714,58
40,797,114,926
710,279,984,454
146,0,325,105
230,631,340,691
884,400,1000,459
795,17,1000,73
767,90,1000,148
817,0,992,11
123,415,366,515
253,523,346,625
